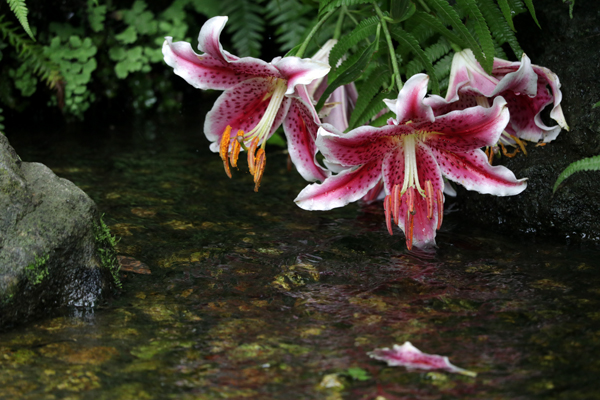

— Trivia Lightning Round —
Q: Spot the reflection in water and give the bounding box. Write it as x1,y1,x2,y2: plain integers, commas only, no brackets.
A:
1,118,600,399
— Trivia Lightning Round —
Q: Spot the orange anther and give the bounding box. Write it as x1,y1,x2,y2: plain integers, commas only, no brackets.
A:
230,130,243,168
247,137,259,175
219,126,233,178
406,209,414,250
392,184,401,225
383,195,393,235
253,148,266,192
436,189,444,229
425,180,434,220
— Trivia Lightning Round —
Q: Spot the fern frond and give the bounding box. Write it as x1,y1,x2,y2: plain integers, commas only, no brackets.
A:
0,16,61,87
349,65,391,130
7,0,35,40
319,0,374,16
220,0,265,57
479,0,523,58
456,0,495,70
405,39,451,80
350,90,395,129
553,155,600,193
409,11,467,49
390,26,439,94
522,0,541,28
506,0,527,15
496,0,516,31
329,16,378,69
422,0,490,73
265,0,313,52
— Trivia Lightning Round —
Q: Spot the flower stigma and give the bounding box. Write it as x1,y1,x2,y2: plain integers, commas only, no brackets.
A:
218,78,288,191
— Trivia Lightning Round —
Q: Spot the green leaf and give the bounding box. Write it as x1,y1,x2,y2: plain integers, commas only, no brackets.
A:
318,0,374,17
390,0,416,22
265,0,313,53
317,40,377,111
351,91,396,128
423,0,490,73
328,16,378,70
563,0,575,18
390,26,439,94
7,0,35,40
496,0,516,31
592,100,600,109
220,0,266,57
115,26,138,44
553,155,600,193
346,367,370,381
409,11,467,49
456,0,495,71
479,0,523,58
349,65,391,130
522,0,541,28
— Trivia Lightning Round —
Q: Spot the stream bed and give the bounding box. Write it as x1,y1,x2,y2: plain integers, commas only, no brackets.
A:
2,115,600,399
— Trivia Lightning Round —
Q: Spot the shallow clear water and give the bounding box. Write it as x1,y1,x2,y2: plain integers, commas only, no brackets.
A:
2,115,600,399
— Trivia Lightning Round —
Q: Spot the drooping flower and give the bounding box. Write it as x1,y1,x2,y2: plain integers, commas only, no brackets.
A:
306,39,359,132
162,16,331,190
295,74,527,249
368,342,477,376
429,49,569,145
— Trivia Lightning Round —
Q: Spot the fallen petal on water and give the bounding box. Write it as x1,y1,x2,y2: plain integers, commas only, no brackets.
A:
368,341,477,377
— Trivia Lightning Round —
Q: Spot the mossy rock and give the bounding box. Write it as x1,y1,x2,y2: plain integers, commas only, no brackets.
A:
0,134,120,330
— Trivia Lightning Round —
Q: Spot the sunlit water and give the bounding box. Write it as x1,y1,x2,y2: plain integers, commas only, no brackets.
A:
2,115,600,399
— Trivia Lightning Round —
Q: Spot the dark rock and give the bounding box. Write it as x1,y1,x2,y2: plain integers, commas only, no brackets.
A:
0,134,120,330
456,0,600,245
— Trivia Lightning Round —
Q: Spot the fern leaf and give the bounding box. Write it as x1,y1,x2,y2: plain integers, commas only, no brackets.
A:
390,26,440,94
329,16,378,70
496,0,516,31
350,91,396,129
423,0,491,74
319,0,374,16
553,155,600,193
7,0,35,40
506,0,527,15
349,66,391,130
265,0,313,52
522,0,541,28
410,11,467,49
220,0,265,57
456,0,495,71
479,0,523,58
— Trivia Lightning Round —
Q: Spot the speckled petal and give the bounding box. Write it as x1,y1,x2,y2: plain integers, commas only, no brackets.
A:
423,96,509,152
284,93,330,182
491,53,538,97
383,74,435,124
163,37,251,90
317,124,409,167
272,57,331,95
432,147,527,196
205,78,290,151
444,49,499,102
295,159,383,211
502,86,559,142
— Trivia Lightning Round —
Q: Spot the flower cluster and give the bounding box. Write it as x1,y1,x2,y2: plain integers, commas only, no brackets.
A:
163,16,567,250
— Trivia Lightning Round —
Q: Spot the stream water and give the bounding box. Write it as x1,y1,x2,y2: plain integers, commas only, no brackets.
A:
1,114,599,399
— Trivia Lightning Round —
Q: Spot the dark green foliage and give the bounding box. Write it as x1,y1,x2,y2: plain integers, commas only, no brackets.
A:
553,155,600,193
221,0,266,57
7,0,34,40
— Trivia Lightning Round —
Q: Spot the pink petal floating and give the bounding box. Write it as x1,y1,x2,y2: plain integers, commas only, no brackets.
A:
368,342,477,377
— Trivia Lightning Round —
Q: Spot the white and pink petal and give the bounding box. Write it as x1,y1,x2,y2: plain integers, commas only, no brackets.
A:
432,147,527,196
384,74,435,124
295,159,383,211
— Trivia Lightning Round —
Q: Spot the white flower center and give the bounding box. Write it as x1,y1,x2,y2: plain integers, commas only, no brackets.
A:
401,134,425,196
244,78,288,148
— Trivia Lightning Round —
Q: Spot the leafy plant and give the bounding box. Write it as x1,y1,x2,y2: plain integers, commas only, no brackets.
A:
553,155,600,193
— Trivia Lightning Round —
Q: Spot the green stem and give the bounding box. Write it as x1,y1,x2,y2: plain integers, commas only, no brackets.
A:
373,3,403,91
295,9,336,58
333,7,345,40
418,0,431,12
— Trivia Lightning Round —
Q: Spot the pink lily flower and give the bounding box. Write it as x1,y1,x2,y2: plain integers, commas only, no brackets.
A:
306,39,359,132
162,16,331,190
295,74,527,250
429,49,569,144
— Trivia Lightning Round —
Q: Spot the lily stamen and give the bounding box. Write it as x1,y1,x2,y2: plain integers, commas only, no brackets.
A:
219,126,233,178
253,148,266,192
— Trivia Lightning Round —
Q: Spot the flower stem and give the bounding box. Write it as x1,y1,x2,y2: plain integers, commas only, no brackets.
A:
333,7,345,40
296,9,336,58
373,3,403,92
